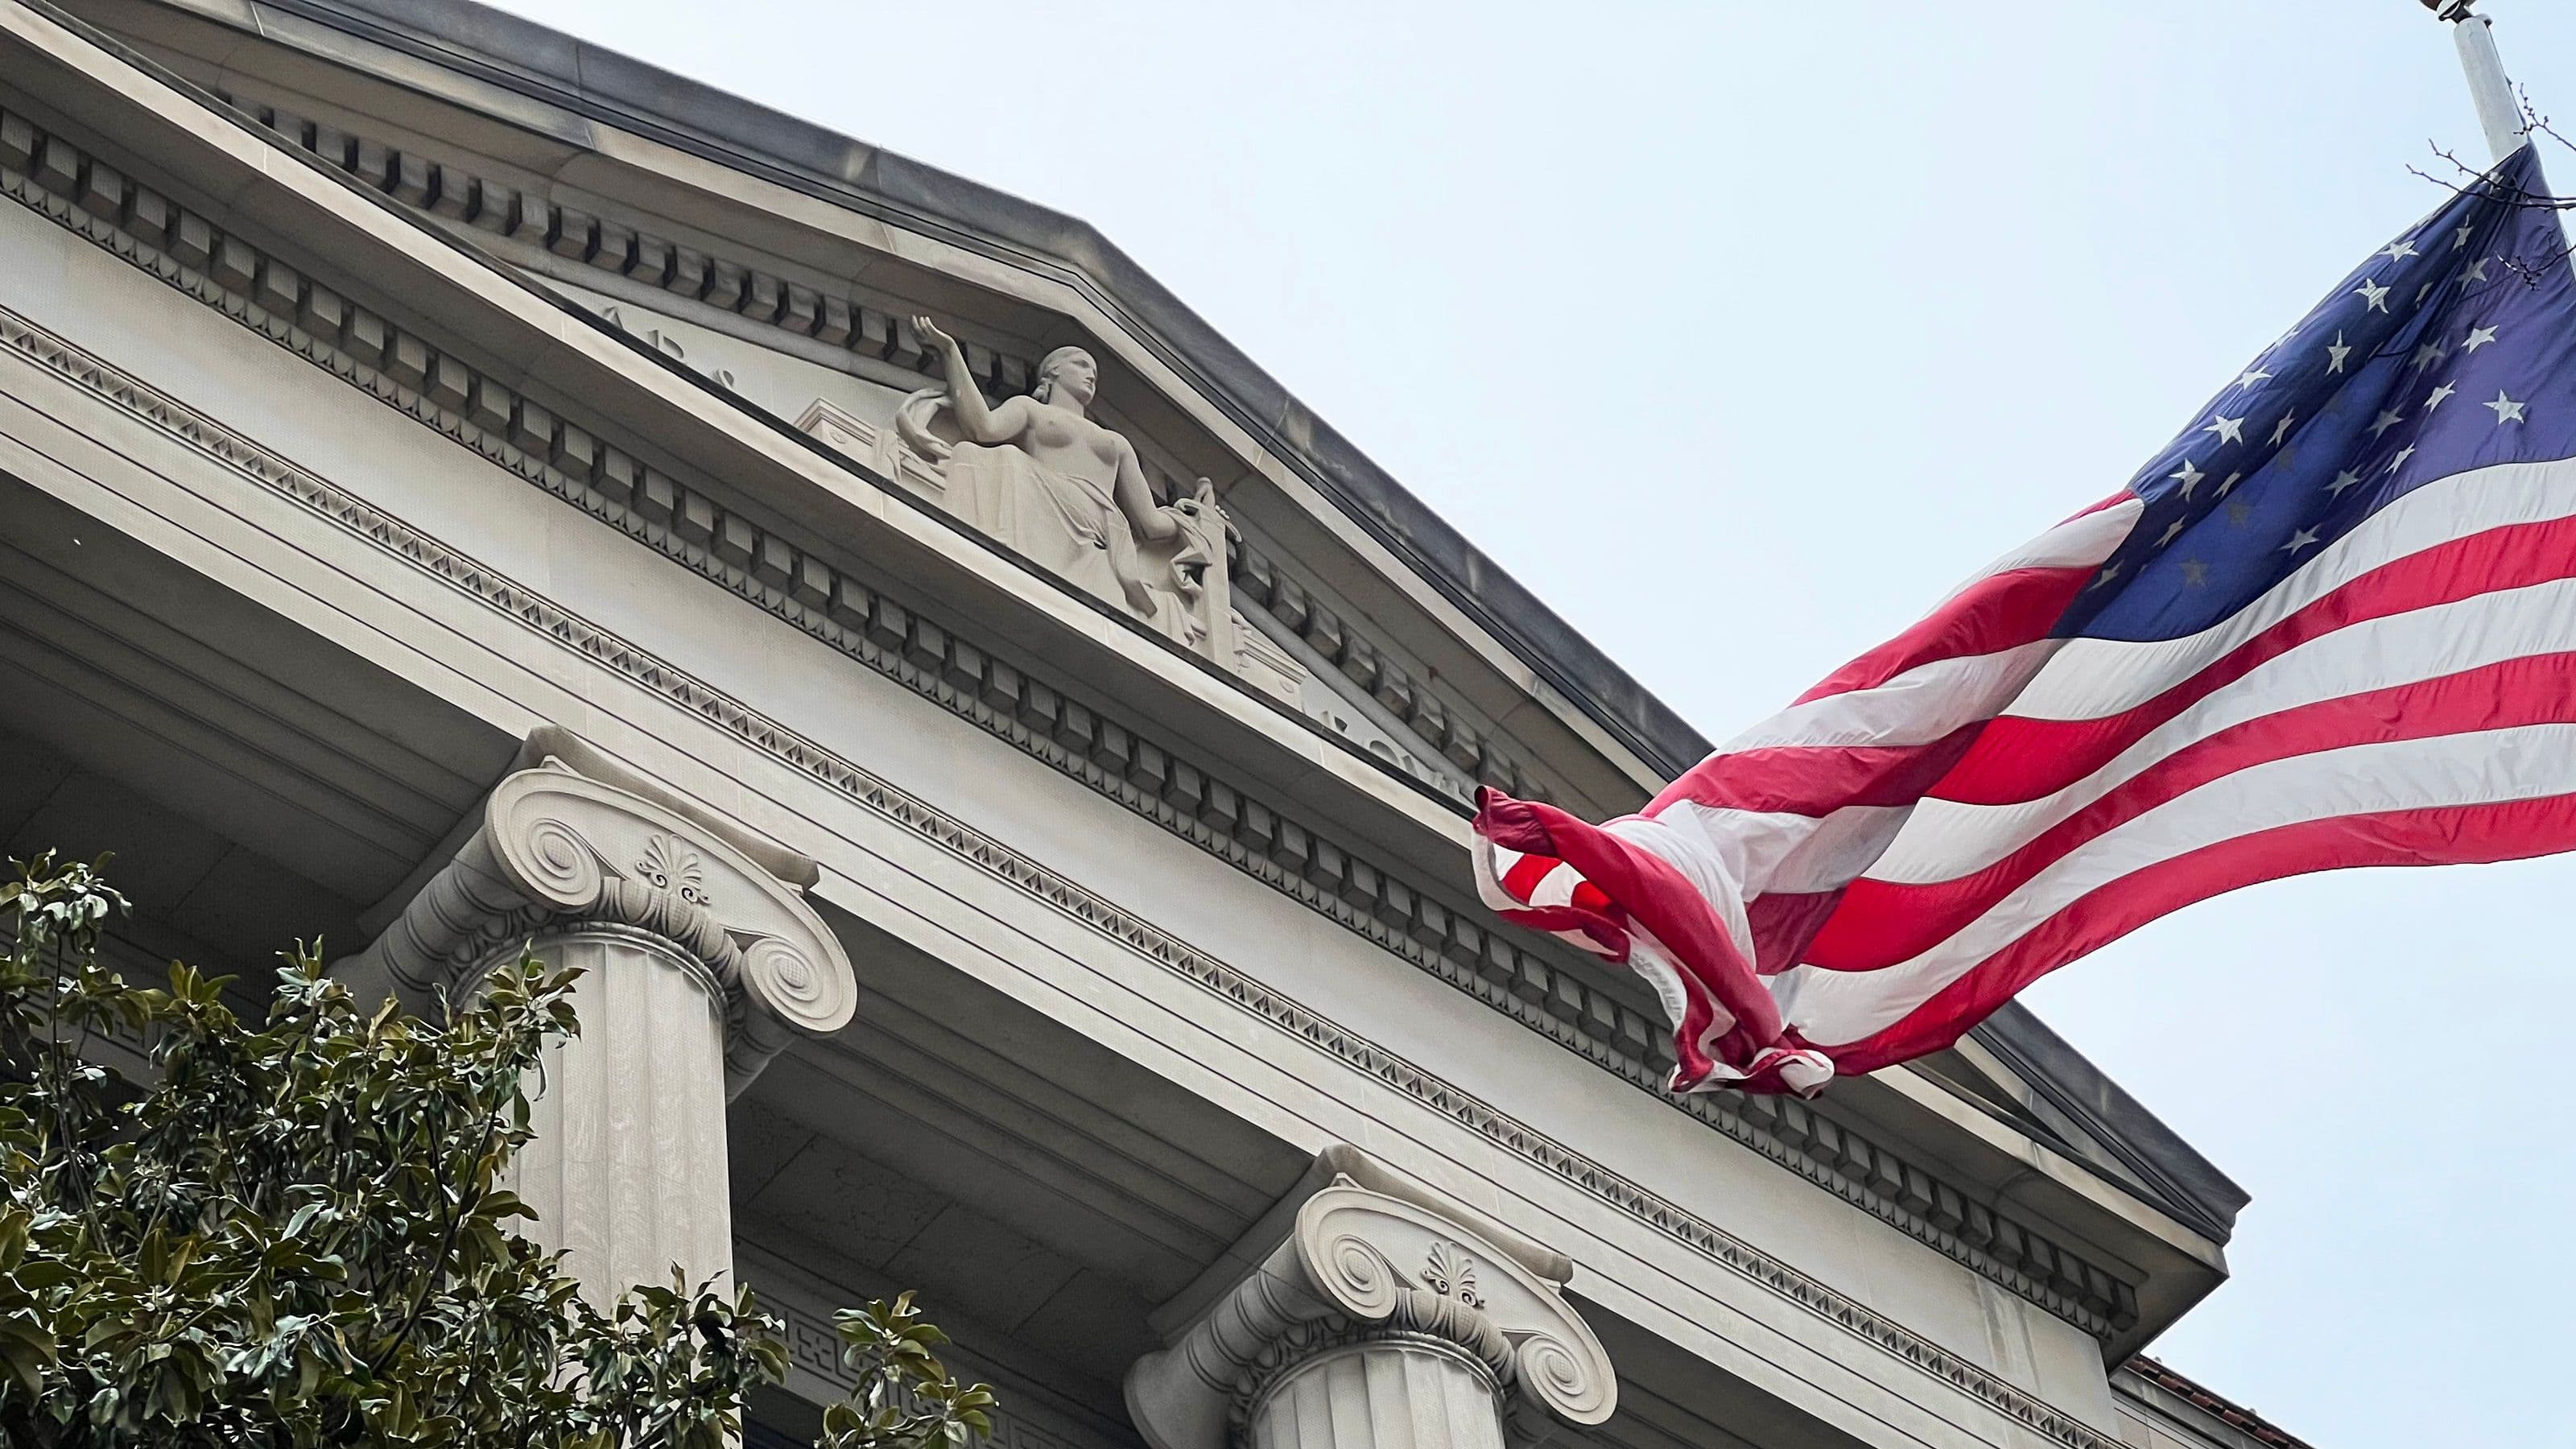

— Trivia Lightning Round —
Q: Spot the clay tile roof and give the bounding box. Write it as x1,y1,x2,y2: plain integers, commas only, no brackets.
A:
2122,1356,2315,1449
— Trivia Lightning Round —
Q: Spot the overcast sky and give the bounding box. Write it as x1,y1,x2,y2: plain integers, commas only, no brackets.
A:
484,2,2571,1440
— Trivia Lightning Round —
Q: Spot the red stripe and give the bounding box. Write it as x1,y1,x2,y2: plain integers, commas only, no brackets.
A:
1480,791,1785,1087
1746,888,1843,975
1650,723,1987,816
1802,650,2576,970
1793,564,2095,705
1935,514,2576,806
1494,903,1629,958
1501,851,1560,903
1818,788,2576,1072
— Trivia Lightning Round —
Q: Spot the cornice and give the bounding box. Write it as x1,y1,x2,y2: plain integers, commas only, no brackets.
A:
0,93,2144,1350
0,282,2140,1448
114,0,1705,790
183,71,1554,812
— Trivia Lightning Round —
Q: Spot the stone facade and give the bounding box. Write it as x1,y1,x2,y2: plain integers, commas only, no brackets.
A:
0,2,2292,1447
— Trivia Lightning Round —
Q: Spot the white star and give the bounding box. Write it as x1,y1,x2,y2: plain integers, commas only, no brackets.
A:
2412,341,2448,371
2268,412,2297,445
2355,278,2391,312
2455,221,2477,251
2416,282,2437,308
2090,561,2124,590
2217,471,2244,497
2157,518,2186,547
2465,257,2491,283
2463,324,2500,353
2386,444,2417,474
2488,390,2529,424
2179,558,2210,587
2281,527,2322,553
2326,332,2353,374
2169,458,2207,496
2424,380,2458,412
2204,414,2247,444
2326,469,2363,497
2381,239,2420,261
2369,407,2406,440
2235,365,2274,390
2227,501,2253,526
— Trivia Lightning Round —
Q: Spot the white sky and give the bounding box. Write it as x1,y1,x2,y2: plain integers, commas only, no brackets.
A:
484,2,2572,1441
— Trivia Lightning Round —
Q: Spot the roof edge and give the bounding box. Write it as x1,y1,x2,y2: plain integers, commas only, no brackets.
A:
218,0,1715,782
1974,1003,2250,1236
2120,1356,2314,1449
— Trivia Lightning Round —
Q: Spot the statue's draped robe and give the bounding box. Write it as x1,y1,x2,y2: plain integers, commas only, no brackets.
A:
946,442,1231,658
949,441,1141,612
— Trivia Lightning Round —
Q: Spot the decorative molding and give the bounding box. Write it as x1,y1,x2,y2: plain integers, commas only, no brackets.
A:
202,84,1546,808
1125,1170,1613,1449
337,760,859,1096
0,113,2140,1347
635,830,714,909
0,304,2126,1449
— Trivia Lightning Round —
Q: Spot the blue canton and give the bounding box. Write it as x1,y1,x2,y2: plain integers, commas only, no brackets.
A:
2065,147,2576,642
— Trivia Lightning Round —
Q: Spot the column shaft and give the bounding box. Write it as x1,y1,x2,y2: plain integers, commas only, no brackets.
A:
1249,1340,1505,1449
513,928,735,1306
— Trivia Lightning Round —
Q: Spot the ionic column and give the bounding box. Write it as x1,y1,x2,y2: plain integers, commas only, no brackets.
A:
340,758,857,1304
1127,1150,1615,1449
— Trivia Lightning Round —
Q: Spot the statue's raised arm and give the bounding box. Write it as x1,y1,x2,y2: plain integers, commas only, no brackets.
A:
911,315,1027,446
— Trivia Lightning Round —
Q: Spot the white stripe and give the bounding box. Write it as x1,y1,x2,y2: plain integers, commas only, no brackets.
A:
1469,835,1529,913
1773,720,2576,1045
1717,640,2064,753
1653,799,1912,895
1937,497,2142,599
1605,815,1757,958
1525,861,1583,910
1625,931,1734,1063
2015,456,2576,721
1869,575,2576,883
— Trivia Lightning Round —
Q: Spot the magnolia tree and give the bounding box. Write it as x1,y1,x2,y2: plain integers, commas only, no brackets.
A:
0,851,995,1449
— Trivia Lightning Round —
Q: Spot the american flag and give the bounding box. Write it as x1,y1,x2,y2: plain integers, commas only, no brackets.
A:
1474,147,2576,1097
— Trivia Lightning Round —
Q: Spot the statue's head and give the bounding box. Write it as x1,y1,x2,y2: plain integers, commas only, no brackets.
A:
1033,345,1100,407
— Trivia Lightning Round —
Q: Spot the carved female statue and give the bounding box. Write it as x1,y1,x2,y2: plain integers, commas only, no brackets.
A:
909,316,1199,618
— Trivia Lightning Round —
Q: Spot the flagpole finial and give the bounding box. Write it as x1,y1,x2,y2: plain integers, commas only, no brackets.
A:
2421,0,2478,20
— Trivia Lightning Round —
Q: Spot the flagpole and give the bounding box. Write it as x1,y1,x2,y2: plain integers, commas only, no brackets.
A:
2443,6,2526,163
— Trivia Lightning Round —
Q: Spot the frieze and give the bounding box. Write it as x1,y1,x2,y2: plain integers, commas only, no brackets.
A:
0,296,2128,1449
0,105,2140,1352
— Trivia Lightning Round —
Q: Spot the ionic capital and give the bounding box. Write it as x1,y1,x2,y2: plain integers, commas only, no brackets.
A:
1126,1148,1615,1449
339,757,857,1096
